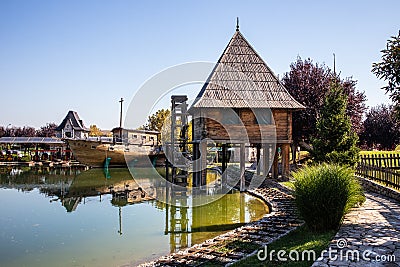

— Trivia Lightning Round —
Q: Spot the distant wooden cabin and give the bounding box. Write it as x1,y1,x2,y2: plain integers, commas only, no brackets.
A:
55,111,90,139
190,25,305,184
111,128,160,146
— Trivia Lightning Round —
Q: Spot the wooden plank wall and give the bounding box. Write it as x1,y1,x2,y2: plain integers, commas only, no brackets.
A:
192,108,292,143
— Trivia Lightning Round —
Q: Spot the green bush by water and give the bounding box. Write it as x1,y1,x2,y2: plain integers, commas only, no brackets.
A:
293,164,365,232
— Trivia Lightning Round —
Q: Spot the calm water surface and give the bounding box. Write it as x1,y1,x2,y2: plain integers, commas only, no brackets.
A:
0,167,268,267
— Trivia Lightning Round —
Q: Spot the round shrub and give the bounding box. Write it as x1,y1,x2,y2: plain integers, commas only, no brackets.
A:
293,164,365,232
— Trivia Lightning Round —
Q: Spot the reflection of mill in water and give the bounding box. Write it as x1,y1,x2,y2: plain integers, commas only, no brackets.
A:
164,188,248,252
164,188,189,251
163,96,229,251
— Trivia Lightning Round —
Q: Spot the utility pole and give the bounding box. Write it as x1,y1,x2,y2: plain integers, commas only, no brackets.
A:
119,98,124,142
333,53,336,76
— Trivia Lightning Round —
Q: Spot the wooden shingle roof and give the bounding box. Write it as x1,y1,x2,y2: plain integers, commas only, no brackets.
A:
191,29,305,109
55,111,90,132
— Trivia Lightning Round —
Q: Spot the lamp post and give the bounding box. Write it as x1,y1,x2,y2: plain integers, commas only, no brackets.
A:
119,98,123,143
5,124,11,136
4,124,11,152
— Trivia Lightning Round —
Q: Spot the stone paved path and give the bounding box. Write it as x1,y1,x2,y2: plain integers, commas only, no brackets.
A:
312,192,400,267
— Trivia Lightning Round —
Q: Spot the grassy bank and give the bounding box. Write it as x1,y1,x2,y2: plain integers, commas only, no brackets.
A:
232,225,335,267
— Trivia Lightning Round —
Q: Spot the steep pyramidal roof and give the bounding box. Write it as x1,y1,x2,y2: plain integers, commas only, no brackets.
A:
55,110,89,131
191,29,305,109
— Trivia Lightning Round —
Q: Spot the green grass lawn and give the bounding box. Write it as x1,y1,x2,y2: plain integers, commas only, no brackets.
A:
232,225,335,267
360,151,400,168
360,151,400,156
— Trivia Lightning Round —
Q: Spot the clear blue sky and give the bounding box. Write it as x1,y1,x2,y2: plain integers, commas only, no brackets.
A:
0,0,398,129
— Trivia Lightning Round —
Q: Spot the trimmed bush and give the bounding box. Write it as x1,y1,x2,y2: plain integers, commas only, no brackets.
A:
293,164,365,232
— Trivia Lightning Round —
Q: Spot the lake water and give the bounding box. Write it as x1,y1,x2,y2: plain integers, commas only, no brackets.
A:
0,166,268,267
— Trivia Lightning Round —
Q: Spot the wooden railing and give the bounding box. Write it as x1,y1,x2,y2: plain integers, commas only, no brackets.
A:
356,153,400,190
359,153,400,169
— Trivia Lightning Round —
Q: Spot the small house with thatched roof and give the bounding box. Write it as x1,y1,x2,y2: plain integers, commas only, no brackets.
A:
190,22,305,186
55,111,90,139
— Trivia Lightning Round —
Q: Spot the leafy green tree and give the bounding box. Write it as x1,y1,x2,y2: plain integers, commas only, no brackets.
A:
372,31,400,118
142,109,170,132
312,82,360,166
89,125,102,137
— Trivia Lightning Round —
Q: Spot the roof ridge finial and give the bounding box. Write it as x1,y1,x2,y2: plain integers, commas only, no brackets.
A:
236,17,239,31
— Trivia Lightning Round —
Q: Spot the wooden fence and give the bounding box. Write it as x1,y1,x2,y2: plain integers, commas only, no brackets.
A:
359,153,400,169
356,153,400,190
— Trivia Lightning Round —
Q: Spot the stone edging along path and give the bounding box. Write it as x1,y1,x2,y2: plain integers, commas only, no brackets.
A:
137,179,303,267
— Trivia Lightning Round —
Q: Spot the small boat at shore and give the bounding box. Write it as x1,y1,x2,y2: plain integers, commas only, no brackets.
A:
66,139,165,168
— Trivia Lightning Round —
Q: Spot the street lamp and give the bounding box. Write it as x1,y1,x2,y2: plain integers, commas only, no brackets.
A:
4,124,11,152
5,124,11,136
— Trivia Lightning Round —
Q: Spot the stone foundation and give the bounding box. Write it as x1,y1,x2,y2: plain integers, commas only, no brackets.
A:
357,175,400,202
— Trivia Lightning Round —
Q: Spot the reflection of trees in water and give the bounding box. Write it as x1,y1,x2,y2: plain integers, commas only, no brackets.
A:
245,197,269,221
0,166,78,194
0,167,155,211
0,166,268,250
61,168,156,210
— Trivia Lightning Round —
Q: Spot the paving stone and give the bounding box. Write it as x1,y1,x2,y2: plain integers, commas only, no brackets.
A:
312,192,400,267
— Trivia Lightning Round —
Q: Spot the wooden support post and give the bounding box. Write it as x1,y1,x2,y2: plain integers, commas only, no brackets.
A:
200,141,207,186
239,193,245,223
291,143,297,165
256,144,261,175
165,144,170,183
222,144,227,186
222,144,227,173
263,144,270,177
271,146,279,179
240,143,245,192
281,143,290,181
192,142,200,187
166,160,170,183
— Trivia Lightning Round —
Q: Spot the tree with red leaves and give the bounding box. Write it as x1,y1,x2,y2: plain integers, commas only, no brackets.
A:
1,126,36,137
282,57,367,148
36,123,57,137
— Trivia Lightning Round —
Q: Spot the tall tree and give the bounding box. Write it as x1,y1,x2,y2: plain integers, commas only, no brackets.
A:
372,31,400,118
282,57,366,146
0,126,5,138
312,81,360,166
5,126,34,137
4,126,15,137
89,125,102,136
361,104,399,150
341,78,367,134
20,126,36,137
36,123,57,137
142,109,171,132
282,58,331,145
